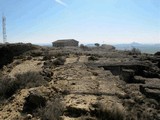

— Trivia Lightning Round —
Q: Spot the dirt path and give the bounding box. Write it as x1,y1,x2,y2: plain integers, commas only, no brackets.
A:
52,63,125,119
9,59,43,77
65,56,88,64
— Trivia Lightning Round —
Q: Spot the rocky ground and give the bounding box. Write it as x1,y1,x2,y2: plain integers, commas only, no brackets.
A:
0,43,160,120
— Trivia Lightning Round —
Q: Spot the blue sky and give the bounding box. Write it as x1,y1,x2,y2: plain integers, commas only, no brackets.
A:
0,0,159,44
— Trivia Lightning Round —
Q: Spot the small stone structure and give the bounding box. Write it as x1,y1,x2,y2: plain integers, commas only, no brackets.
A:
52,39,79,47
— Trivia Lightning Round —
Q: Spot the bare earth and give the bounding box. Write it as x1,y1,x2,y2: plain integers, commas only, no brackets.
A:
0,45,159,120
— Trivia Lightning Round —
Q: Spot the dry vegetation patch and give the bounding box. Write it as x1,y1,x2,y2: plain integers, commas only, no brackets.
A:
0,71,47,101
38,95,64,120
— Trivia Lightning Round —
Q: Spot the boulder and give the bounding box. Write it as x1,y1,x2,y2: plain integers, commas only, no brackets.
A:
23,93,46,113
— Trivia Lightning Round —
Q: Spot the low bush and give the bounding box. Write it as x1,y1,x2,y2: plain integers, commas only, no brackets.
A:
38,97,64,120
80,44,90,51
43,49,53,60
95,43,100,47
0,72,47,100
128,48,141,55
88,56,99,61
30,50,43,57
54,52,68,58
53,57,66,66
43,51,69,61
91,102,125,120
0,76,19,99
15,71,47,88
43,55,52,60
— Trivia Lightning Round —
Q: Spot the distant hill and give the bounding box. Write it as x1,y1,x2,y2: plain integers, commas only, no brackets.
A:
34,43,52,47
115,42,142,47
85,44,95,47
34,42,159,54
114,42,160,54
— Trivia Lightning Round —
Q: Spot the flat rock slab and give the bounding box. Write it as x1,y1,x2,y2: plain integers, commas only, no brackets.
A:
140,85,160,101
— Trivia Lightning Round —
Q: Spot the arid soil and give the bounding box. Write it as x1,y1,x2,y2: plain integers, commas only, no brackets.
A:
0,44,159,120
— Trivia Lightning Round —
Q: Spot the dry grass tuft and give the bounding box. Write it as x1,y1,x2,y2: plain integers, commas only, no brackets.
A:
53,57,66,66
38,96,64,120
91,102,125,120
88,56,99,61
0,71,47,100
15,71,47,88
0,76,19,99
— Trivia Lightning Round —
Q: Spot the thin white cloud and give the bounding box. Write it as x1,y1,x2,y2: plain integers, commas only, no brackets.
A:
55,0,67,6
